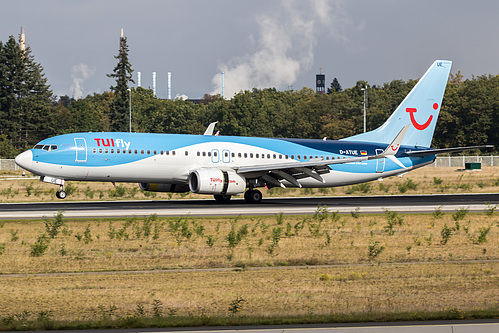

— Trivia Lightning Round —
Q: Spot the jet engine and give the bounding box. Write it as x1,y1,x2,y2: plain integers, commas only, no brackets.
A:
189,168,246,195
139,183,189,193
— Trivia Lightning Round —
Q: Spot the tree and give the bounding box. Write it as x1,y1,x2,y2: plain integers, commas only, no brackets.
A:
107,31,134,132
327,77,342,93
0,35,55,154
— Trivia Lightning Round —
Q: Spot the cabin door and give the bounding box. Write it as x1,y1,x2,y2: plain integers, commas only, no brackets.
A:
74,138,87,162
375,149,385,173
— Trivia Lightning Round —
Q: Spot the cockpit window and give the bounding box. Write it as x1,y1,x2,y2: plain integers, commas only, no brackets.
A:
34,144,58,151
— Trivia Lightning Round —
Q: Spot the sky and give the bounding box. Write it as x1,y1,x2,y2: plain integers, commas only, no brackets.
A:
1,0,499,100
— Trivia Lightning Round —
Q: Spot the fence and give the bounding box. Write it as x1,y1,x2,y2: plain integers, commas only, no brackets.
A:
1,156,499,171
0,159,20,171
433,155,499,168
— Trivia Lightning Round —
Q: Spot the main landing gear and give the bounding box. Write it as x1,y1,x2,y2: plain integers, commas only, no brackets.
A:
244,189,262,204
214,194,232,203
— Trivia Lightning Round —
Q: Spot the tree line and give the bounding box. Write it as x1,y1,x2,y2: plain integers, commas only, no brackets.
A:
1,34,498,158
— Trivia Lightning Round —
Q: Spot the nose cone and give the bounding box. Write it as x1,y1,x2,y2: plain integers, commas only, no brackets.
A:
15,150,33,171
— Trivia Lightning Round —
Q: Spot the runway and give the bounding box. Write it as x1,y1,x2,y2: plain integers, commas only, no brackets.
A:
0,193,498,219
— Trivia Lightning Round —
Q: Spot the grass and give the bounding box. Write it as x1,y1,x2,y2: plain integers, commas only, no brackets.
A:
1,166,499,202
0,211,497,274
0,209,497,328
0,263,497,329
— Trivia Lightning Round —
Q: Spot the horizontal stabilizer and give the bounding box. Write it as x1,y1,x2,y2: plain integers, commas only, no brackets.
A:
406,145,494,157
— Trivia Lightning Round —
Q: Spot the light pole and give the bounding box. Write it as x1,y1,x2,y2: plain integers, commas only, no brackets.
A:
361,86,367,133
127,88,132,133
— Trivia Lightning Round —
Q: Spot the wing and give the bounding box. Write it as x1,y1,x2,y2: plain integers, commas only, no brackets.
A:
234,125,410,188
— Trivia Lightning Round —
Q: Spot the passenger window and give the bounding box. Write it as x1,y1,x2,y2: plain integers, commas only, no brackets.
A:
117,149,120,154
273,154,276,159
147,150,150,155
231,153,235,158
267,154,271,159
111,149,114,154
93,148,97,153
134,150,138,154
128,149,132,154
160,150,164,155
185,151,189,156
285,155,289,159
244,153,248,158
291,155,294,159
105,149,109,154
238,153,242,158
166,151,169,155
203,152,206,157
197,152,200,156
99,148,102,153
279,155,282,159
208,152,211,157
214,151,217,157
141,150,144,154
154,150,157,155
256,153,259,158
172,151,176,156
225,152,229,157
250,153,253,158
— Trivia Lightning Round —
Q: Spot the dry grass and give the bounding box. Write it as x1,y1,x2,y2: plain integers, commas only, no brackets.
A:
0,210,497,323
0,211,498,274
0,262,497,321
1,166,499,202
0,213,499,274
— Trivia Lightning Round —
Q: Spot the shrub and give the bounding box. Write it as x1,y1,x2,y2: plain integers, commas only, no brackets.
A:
440,224,453,245
452,207,469,221
44,210,65,239
228,297,245,315
30,234,50,257
433,177,443,185
368,241,385,259
398,178,418,193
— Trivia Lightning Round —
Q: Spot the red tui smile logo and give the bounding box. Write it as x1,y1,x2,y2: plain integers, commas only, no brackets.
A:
406,104,438,130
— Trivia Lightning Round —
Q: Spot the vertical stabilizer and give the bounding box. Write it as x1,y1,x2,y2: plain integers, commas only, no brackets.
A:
341,60,452,147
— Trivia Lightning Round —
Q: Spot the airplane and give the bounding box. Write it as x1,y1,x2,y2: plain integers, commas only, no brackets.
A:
15,60,492,203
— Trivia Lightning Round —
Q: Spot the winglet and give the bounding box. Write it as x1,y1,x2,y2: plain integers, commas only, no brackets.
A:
203,122,218,136
380,124,410,157
371,124,410,169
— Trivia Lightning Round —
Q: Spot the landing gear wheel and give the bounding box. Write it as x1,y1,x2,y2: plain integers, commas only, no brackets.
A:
214,194,232,203
244,189,262,204
56,190,67,199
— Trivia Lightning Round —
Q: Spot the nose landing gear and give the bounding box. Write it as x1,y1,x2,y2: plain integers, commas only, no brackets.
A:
56,185,66,199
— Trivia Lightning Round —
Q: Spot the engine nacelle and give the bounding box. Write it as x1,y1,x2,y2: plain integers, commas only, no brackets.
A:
139,183,189,193
189,168,246,195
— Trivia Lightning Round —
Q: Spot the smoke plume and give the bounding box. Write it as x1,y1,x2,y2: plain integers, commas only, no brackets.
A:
211,0,350,98
70,63,96,99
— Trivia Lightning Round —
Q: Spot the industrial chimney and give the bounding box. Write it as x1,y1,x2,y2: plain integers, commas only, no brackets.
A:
152,72,157,96
20,26,25,51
